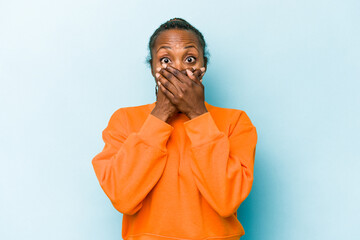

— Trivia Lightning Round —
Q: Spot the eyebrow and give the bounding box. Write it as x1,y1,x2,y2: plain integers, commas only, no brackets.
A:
156,45,198,53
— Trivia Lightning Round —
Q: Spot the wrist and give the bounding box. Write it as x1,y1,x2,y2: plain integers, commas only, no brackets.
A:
151,108,170,122
187,108,208,120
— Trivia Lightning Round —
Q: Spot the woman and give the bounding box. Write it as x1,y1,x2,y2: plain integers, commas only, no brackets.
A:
92,18,258,240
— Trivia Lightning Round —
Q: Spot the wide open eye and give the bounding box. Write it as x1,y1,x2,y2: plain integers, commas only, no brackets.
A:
185,56,196,63
160,57,171,64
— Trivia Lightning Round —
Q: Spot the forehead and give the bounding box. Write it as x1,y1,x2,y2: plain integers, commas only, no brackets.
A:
153,29,201,49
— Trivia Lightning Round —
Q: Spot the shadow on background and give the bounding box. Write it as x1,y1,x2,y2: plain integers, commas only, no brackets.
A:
237,149,277,239
205,70,278,239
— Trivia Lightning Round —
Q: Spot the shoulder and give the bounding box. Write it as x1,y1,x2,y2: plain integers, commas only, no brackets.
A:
207,103,257,141
206,102,255,126
106,102,154,132
110,102,152,119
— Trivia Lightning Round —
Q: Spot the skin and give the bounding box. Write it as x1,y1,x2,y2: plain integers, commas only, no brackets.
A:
150,29,208,123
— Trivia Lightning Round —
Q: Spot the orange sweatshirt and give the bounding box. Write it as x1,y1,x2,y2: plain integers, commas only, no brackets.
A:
92,101,257,240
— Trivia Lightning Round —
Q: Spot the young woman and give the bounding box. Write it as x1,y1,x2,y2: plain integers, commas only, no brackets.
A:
92,18,258,240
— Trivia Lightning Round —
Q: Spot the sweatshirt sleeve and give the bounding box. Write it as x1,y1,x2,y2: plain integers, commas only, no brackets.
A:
183,111,257,218
91,109,174,215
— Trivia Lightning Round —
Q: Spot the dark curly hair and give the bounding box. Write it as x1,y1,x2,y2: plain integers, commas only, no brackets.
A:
145,17,210,69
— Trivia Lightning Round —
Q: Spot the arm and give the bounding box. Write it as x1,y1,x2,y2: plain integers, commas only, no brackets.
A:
92,109,174,215
183,111,257,218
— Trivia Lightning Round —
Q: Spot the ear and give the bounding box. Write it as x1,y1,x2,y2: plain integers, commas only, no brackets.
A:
151,67,155,78
149,59,155,77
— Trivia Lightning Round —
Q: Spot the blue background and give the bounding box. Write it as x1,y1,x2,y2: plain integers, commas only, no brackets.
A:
1,0,359,239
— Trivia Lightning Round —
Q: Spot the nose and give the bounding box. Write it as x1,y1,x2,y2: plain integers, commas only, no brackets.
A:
170,61,188,75
171,60,186,72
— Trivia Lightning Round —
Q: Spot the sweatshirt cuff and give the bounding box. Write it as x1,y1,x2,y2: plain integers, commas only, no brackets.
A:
138,113,174,152
183,112,223,148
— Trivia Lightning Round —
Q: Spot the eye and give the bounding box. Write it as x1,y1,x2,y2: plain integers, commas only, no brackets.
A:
160,57,171,64
185,56,196,63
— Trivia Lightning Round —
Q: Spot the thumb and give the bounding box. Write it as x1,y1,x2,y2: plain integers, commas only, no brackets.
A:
186,69,201,84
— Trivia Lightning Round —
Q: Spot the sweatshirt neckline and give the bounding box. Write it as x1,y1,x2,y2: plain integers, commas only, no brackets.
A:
148,101,211,113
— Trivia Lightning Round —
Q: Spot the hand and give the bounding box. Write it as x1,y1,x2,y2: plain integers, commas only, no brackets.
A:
152,67,204,123
156,64,207,119
151,80,178,123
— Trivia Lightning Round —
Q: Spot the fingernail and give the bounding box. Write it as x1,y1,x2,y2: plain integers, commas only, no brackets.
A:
156,67,161,72
192,67,196,71
186,69,193,76
157,80,161,86
155,73,160,78
200,67,206,72
162,63,167,68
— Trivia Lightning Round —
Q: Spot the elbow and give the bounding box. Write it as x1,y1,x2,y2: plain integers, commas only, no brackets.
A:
213,186,253,218
216,204,238,218
207,196,240,218
112,200,143,215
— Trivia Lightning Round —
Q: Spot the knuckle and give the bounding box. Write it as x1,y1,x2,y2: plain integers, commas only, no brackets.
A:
173,70,180,77
168,74,175,81
162,71,169,78
164,72,173,80
178,85,185,92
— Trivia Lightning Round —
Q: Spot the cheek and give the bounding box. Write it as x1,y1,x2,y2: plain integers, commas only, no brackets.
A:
193,61,203,69
152,61,161,72
153,62,160,69
195,61,203,66
152,57,164,68
191,56,204,68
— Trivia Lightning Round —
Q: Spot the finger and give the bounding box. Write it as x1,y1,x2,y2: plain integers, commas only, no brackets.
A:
158,80,175,102
185,69,202,85
191,68,204,82
181,69,188,75
199,71,205,83
180,68,191,75
193,69,202,78
156,72,178,95
194,66,206,77
164,65,191,84
159,65,184,90
195,68,205,83
182,67,192,76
